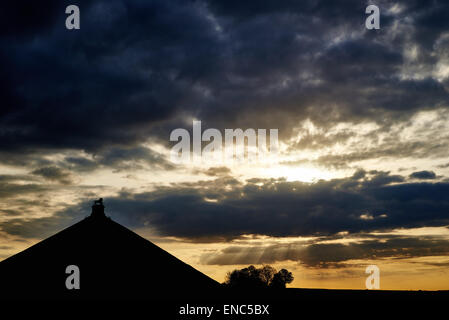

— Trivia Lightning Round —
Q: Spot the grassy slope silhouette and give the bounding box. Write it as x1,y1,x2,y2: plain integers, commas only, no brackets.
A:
0,207,219,300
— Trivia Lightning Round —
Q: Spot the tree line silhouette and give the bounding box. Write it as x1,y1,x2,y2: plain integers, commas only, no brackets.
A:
223,265,293,289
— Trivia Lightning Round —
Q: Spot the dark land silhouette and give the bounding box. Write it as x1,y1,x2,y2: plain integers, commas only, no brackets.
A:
0,200,219,300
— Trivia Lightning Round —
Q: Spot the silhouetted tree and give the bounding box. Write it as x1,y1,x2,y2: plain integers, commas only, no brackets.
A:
269,268,294,289
259,265,276,286
224,265,293,289
225,265,264,289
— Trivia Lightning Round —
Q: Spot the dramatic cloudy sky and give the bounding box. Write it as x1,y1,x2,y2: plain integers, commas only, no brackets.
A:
1,0,449,289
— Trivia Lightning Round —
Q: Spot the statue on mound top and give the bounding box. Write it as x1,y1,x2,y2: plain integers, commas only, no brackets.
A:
91,198,105,218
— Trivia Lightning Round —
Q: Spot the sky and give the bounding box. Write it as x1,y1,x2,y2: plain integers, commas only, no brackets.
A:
1,0,449,290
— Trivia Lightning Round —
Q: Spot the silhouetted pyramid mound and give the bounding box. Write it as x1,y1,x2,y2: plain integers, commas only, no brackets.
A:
0,200,219,300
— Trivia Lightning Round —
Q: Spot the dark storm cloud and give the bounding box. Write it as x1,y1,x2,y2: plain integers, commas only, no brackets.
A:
44,171,445,242
200,236,449,267
0,1,63,38
3,170,449,245
360,170,404,187
409,170,437,180
1,0,449,162
1,0,221,152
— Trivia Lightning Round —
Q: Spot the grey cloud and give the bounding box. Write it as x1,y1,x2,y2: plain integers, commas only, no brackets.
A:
87,172,449,241
437,162,449,168
31,166,73,184
0,145,174,176
63,157,98,173
0,174,38,183
193,166,232,177
0,183,48,199
94,146,175,172
2,171,449,242
409,170,437,180
302,139,449,169
200,236,449,267
0,203,85,239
